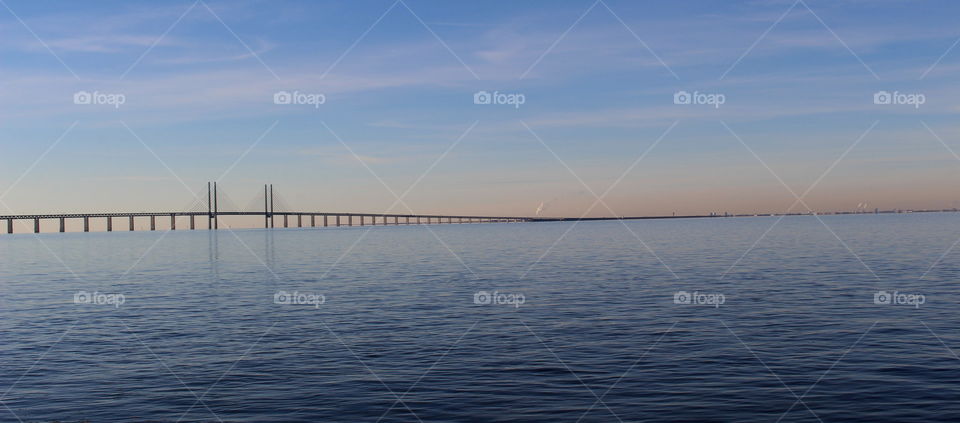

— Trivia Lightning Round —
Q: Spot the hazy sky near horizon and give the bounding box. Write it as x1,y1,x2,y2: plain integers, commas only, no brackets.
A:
2,0,960,218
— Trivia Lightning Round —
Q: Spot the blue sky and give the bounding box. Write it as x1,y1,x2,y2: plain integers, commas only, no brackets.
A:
2,0,960,218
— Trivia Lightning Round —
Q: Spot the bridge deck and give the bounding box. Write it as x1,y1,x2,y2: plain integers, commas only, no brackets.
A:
0,211,533,220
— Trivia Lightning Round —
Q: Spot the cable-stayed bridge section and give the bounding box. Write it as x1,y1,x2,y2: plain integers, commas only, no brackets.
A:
0,183,534,234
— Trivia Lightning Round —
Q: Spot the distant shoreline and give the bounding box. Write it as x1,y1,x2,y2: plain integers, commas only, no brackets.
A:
533,209,960,222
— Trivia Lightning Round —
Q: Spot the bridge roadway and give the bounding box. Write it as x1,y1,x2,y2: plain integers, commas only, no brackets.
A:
0,211,719,234
0,211,537,234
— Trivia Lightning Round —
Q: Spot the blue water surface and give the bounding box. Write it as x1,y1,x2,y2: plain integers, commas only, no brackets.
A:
1,214,959,422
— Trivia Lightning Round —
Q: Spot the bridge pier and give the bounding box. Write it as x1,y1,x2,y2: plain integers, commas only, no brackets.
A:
359,216,364,226
310,215,315,227
170,214,176,230
129,216,135,231
323,215,328,227
348,216,352,226
107,216,112,232
34,218,39,233
298,214,302,228
60,217,65,232
6,219,11,234
150,216,156,231
84,216,89,232
283,215,288,228
190,215,195,230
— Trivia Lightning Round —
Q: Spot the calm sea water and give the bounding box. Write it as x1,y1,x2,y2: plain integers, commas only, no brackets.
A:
2,214,960,422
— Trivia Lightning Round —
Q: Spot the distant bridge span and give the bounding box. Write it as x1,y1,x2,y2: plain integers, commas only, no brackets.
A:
0,183,718,234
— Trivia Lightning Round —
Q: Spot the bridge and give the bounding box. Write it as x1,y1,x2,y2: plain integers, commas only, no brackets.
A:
0,183,541,234
0,182,725,234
